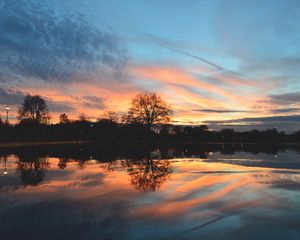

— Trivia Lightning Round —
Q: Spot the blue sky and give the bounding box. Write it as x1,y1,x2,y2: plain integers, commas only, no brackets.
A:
0,0,300,131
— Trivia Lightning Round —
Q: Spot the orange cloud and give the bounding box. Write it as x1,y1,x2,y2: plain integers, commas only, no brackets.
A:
3,63,279,125
131,65,253,104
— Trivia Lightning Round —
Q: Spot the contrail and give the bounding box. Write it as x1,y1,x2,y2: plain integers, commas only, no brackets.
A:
144,33,224,71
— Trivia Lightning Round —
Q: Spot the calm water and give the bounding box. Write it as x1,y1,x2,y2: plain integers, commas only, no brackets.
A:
1,144,300,240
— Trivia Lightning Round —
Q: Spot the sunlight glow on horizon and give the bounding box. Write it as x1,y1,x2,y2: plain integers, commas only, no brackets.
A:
0,0,300,131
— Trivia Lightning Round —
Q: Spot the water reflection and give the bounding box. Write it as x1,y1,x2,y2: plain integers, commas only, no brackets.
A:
2,155,7,175
17,157,49,186
13,154,173,191
123,159,172,192
1,144,300,239
1,143,300,190
58,157,68,169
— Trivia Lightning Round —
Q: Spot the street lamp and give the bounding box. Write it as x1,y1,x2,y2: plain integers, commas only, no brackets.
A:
5,105,10,124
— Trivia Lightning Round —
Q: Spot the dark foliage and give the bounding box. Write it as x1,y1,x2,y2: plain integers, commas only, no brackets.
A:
0,120,299,143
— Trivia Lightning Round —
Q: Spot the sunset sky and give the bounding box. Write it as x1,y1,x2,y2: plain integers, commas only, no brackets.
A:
0,0,300,131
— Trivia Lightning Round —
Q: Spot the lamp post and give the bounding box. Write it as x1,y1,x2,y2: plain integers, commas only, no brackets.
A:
5,105,10,125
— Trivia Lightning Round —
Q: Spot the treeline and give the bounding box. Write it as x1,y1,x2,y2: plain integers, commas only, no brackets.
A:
0,92,299,143
0,120,299,143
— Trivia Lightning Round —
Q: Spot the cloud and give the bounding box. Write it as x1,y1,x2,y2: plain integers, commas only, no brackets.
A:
0,87,26,105
81,96,106,109
0,86,75,113
270,108,300,114
47,101,75,113
193,109,252,113
70,95,106,110
131,65,252,105
205,115,300,124
143,33,223,70
203,115,300,132
0,0,126,83
268,92,300,105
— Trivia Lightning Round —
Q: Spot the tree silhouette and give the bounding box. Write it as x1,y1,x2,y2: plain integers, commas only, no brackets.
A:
102,110,119,123
123,158,172,192
126,92,173,129
78,113,88,122
59,113,70,124
18,94,49,123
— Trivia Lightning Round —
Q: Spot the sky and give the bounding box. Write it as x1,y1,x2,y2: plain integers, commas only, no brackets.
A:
0,0,300,131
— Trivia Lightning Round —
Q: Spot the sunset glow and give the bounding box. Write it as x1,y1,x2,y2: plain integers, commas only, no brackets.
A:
0,0,300,131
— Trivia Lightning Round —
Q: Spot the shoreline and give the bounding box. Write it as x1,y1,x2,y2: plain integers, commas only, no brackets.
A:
0,140,299,149
0,140,91,148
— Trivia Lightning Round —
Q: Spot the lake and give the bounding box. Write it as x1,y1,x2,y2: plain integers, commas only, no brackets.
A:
1,144,300,240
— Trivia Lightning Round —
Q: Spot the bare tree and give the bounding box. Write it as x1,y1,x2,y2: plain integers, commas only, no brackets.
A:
126,92,173,128
102,110,119,123
59,113,70,124
18,94,49,123
78,113,87,121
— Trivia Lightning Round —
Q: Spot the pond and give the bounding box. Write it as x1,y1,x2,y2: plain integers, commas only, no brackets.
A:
1,144,300,240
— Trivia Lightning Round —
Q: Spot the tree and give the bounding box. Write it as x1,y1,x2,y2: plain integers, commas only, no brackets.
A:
173,125,183,135
101,110,119,123
18,94,49,123
126,92,173,128
78,113,88,122
59,113,70,124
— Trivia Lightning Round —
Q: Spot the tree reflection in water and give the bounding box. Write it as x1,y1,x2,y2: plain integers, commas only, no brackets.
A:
101,160,120,172
17,156,49,186
58,157,68,169
123,159,172,192
14,149,174,191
